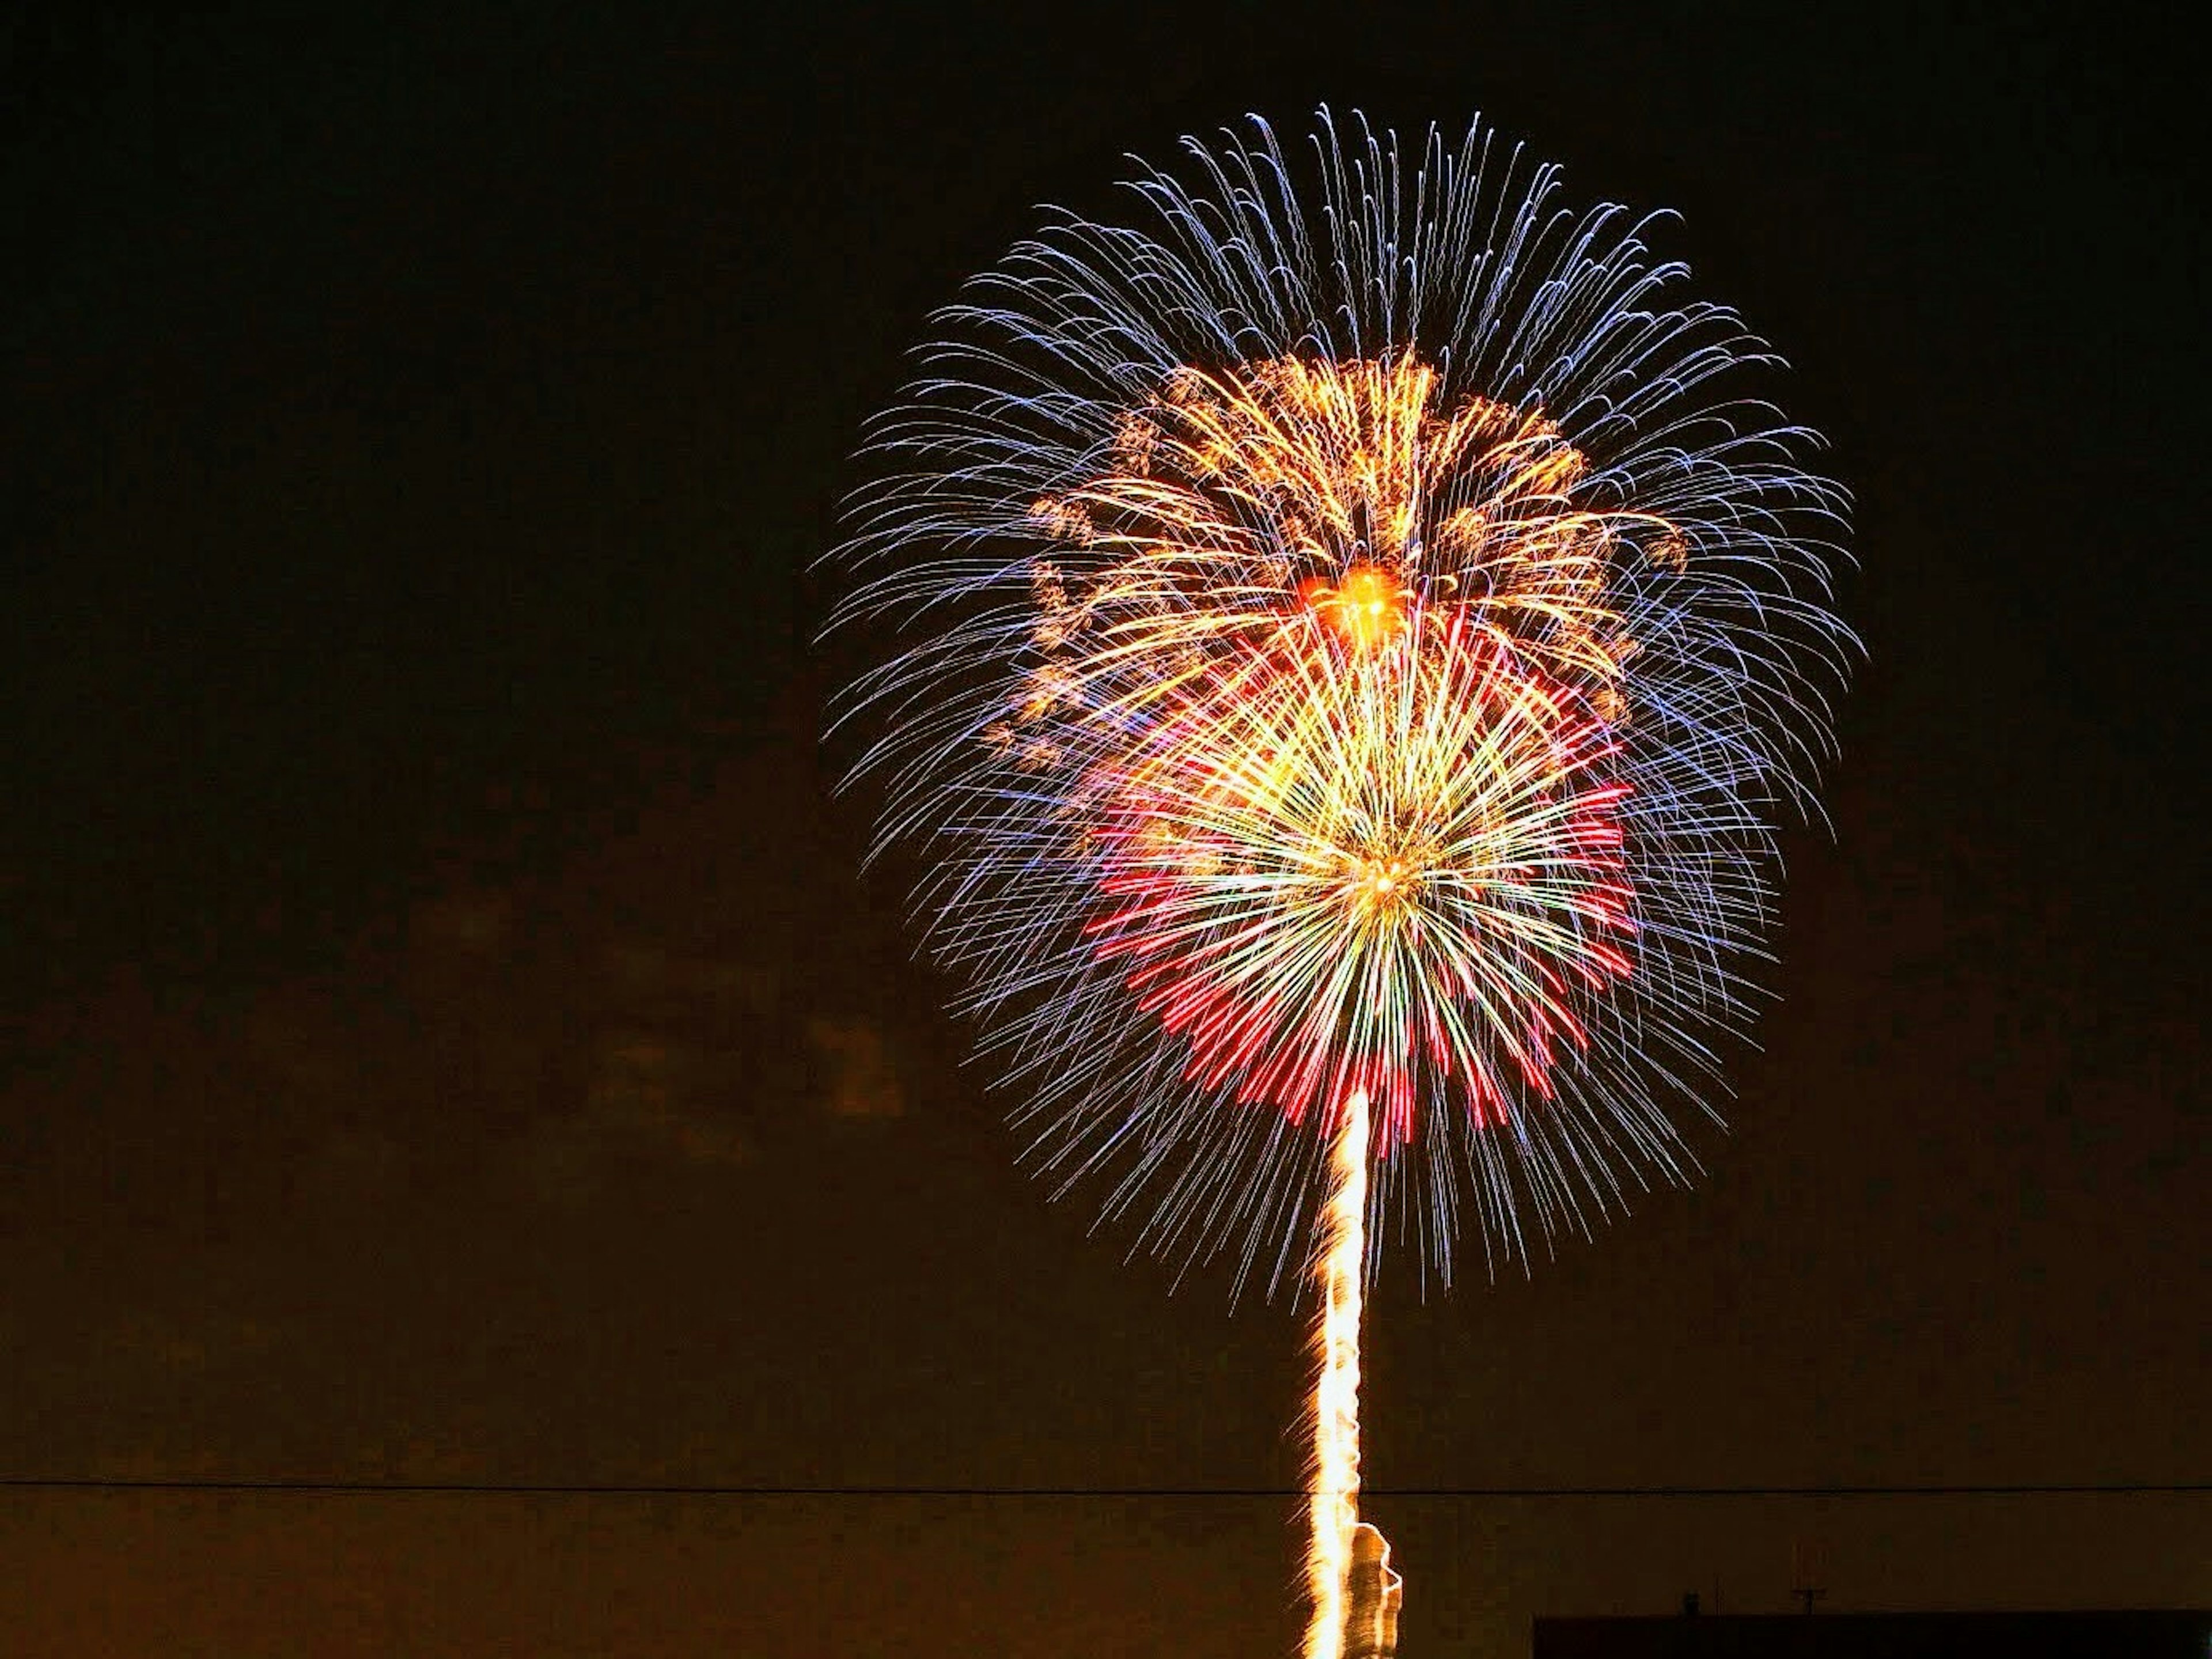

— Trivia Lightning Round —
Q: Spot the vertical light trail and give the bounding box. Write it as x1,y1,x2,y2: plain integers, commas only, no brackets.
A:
1304,1088,1370,1659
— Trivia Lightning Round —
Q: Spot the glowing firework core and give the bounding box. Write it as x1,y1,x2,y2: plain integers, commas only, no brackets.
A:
1081,591,1635,1144
1305,563,1409,652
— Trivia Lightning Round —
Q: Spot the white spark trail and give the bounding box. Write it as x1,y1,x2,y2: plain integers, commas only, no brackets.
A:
1304,1088,1370,1659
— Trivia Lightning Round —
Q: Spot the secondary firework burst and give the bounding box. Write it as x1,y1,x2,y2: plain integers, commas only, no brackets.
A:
1083,597,1633,1145
830,108,1850,1657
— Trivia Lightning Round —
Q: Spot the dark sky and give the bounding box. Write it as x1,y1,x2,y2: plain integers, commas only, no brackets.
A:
2,3,2205,1654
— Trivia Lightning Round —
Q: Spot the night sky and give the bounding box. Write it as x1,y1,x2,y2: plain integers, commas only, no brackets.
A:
3,5,2205,1655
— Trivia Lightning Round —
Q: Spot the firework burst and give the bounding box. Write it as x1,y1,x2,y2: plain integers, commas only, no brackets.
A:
832,109,1849,1293
831,107,1850,1658
1084,604,1633,1144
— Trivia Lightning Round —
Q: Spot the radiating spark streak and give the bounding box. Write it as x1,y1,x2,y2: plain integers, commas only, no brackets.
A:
1305,1089,1371,1659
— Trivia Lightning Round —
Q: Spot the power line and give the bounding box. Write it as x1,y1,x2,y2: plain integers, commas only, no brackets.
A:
2,1478,2205,1498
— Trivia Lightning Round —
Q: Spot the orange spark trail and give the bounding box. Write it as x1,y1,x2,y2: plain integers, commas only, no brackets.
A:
1304,1088,1370,1659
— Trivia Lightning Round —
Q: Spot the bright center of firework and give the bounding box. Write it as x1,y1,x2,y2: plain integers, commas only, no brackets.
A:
1339,832,1434,921
1302,563,1408,652
1359,858,1402,897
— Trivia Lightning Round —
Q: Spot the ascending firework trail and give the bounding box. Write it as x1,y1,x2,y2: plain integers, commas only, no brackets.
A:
828,109,1851,1656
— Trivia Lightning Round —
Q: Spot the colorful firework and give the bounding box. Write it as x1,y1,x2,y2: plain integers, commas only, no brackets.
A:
832,109,1850,1293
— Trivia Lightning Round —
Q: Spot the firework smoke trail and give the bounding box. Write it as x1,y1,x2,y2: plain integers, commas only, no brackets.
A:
1305,1089,1369,1659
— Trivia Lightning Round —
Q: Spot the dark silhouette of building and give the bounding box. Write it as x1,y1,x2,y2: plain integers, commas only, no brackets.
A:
1533,1607,2210,1657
